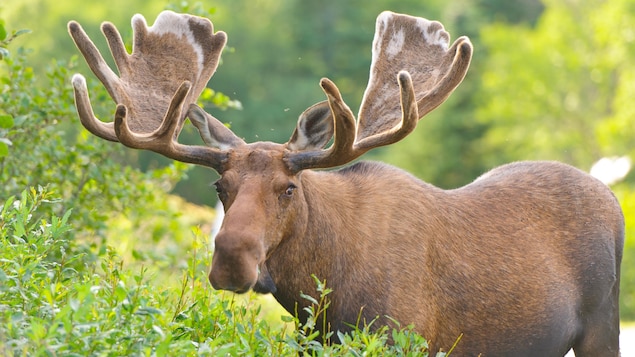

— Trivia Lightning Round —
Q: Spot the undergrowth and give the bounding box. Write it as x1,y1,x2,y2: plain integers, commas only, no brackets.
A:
0,187,437,356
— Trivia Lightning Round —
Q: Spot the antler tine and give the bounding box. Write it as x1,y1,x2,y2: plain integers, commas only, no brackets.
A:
71,74,118,142
68,20,123,141
101,20,131,82
416,36,472,117
285,74,416,171
114,81,191,149
354,70,419,150
286,78,357,172
68,21,123,108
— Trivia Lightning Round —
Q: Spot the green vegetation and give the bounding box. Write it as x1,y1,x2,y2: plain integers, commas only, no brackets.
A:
0,187,444,355
0,0,634,355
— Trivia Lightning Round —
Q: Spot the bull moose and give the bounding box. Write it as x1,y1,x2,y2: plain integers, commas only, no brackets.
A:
67,10,624,356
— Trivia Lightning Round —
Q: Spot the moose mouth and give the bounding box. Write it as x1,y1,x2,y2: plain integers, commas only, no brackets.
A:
252,263,277,294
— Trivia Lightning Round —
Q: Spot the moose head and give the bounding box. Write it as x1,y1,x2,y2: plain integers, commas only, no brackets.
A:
68,11,471,293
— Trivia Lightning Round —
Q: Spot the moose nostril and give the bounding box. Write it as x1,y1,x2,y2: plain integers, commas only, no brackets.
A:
234,284,251,294
208,273,221,290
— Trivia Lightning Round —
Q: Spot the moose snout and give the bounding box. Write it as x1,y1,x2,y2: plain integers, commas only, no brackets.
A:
209,231,263,294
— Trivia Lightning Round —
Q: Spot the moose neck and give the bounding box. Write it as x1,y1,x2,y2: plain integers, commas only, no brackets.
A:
264,161,446,335
265,167,359,321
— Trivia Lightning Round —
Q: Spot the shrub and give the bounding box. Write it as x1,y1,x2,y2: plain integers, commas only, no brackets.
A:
0,187,277,356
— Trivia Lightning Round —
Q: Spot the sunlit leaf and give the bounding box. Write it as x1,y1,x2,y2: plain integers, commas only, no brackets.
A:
0,114,14,129
0,23,6,41
13,29,32,38
0,141,8,157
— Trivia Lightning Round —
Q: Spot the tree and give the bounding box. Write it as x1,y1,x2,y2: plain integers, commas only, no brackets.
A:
476,0,635,169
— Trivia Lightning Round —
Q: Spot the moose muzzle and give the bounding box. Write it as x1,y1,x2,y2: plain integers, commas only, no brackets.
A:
209,229,264,294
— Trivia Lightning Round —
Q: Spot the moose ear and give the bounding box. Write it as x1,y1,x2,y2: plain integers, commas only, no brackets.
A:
287,101,334,151
188,104,245,150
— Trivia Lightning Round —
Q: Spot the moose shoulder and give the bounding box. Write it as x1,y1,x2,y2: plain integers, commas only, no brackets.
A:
68,9,624,357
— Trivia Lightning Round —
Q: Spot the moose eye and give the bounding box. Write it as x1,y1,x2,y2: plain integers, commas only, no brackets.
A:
282,183,297,198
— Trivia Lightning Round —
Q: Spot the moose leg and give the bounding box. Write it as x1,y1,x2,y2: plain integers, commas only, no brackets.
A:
572,290,620,356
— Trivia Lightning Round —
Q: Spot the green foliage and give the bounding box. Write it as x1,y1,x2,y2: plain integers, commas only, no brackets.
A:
615,187,635,321
0,19,31,61
164,0,218,18
0,21,29,158
0,188,271,355
283,275,440,356
0,188,438,356
476,0,635,167
296,275,335,344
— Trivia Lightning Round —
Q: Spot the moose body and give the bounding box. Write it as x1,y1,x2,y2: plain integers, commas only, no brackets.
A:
68,9,624,356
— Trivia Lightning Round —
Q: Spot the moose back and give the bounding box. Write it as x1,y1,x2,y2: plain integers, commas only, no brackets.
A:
68,10,624,356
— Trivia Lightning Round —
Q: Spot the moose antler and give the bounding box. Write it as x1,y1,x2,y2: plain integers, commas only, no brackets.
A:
286,11,472,171
69,11,470,174
68,11,241,169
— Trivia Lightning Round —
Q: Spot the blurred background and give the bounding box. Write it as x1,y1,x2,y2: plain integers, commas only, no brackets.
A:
2,0,635,319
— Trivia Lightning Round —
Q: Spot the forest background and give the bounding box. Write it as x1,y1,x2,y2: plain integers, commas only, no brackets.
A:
1,0,635,354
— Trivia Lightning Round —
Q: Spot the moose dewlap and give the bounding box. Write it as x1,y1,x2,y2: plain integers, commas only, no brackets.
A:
68,9,624,356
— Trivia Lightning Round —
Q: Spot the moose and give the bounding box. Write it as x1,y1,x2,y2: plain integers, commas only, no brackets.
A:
67,10,624,356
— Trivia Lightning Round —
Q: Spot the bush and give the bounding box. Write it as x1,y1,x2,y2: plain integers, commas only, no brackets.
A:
0,187,273,356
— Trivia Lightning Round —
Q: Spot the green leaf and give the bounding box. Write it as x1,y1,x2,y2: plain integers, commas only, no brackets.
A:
0,114,14,129
69,298,80,312
0,23,6,41
281,315,295,323
152,325,165,337
136,306,164,316
0,141,8,157
13,29,32,38
14,219,25,237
